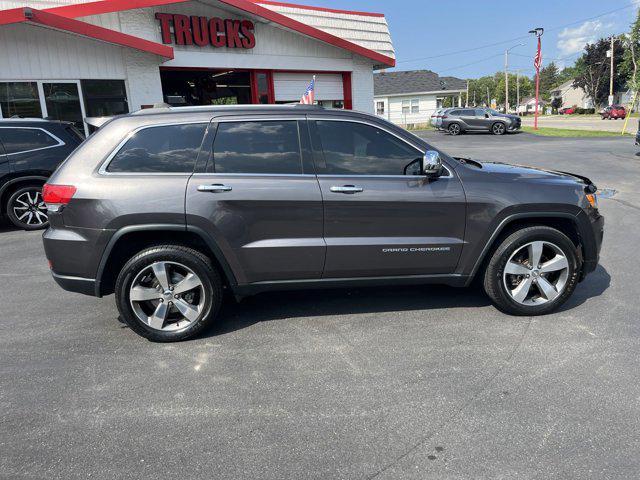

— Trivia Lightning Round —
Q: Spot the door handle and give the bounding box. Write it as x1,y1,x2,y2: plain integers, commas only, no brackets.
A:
330,185,364,194
197,184,232,193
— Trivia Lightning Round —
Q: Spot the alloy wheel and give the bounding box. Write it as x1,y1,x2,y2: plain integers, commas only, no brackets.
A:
502,241,570,306
449,124,460,135
493,123,506,135
12,190,48,227
129,261,207,331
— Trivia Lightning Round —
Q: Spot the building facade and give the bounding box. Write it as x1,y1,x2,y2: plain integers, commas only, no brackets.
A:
0,0,395,135
373,70,466,127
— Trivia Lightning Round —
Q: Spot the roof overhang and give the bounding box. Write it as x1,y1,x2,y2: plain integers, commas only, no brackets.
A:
0,7,174,59
2,0,394,68
375,89,466,98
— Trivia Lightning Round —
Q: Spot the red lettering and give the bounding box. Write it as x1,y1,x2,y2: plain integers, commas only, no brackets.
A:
209,17,226,47
225,19,242,48
191,16,209,46
173,14,193,45
155,13,173,44
239,20,255,49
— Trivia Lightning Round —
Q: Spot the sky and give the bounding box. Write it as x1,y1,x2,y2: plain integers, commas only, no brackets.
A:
297,0,640,79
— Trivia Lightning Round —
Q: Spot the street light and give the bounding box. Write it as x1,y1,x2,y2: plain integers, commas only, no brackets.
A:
505,43,524,113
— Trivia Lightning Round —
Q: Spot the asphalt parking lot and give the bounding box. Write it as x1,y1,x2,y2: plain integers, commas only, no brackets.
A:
1,131,639,479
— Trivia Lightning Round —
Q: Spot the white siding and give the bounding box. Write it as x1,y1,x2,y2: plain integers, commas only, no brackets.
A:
274,73,342,102
383,95,439,125
0,23,126,80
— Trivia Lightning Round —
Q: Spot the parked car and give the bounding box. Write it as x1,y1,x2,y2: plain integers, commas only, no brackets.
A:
636,119,640,146
0,119,84,230
441,108,521,135
430,109,442,128
559,107,575,115
43,104,603,341
436,108,456,130
601,105,626,120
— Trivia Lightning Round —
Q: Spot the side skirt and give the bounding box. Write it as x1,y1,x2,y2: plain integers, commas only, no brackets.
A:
233,274,469,296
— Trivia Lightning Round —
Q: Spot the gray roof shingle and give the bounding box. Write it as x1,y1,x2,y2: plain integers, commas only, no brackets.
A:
374,70,467,96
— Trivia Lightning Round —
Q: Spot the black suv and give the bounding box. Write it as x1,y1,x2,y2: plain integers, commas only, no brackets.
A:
441,108,521,135
42,105,603,342
0,119,84,230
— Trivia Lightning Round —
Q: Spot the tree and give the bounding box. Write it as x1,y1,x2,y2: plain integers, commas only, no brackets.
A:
551,96,563,113
495,73,533,107
621,7,640,92
539,62,559,99
573,38,625,108
467,76,497,106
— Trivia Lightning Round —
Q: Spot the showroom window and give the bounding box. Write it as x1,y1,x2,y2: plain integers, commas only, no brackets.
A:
81,80,128,118
106,123,207,173
0,82,42,118
211,121,302,174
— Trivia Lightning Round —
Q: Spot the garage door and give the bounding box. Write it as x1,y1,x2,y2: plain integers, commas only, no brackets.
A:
273,73,343,102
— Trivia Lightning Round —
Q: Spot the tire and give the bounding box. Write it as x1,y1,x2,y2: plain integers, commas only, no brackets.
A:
115,245,223,342
483,226,581,316
6,185,49,230
448,123,461,135
491,122,506,135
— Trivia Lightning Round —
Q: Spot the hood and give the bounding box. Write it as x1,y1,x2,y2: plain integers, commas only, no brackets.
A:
474,161,596,190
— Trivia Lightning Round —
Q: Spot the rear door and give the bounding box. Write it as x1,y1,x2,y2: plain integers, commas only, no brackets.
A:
309,117,466,279
185,116,324,285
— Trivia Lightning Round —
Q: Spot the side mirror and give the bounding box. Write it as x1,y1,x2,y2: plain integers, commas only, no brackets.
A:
422,150,442,176
485,113,490,118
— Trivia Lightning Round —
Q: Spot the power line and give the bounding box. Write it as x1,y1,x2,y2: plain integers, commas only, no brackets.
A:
437,53,504,73
396,2,634,65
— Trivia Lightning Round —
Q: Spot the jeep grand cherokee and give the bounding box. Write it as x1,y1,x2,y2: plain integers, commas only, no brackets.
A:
42,105,603,342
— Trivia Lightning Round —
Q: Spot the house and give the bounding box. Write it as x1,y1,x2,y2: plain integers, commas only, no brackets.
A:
373,70,466,126
0,0,396,134
518,97,548,115
550,80,593,109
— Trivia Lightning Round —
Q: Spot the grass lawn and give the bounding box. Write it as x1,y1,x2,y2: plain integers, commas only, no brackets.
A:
521,126,632,137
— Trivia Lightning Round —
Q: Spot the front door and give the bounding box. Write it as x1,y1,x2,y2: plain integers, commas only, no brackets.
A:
186,116,324,285
309,118,466,279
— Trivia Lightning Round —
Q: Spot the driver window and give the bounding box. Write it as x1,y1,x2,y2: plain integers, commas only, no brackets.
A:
475,109,487,117
314,120,423,175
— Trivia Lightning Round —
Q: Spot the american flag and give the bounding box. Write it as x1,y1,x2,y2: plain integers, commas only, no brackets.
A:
300,76,316,105
533,38,542,71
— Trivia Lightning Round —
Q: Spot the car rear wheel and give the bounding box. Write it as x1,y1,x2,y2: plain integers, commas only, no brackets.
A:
448,123,461,135
491,122,506,135
483,226,580,316
6,186,49,230
115,245,223,342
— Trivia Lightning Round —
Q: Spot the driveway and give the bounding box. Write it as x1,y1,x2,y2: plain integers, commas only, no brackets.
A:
1,132,639,479
520,114,636,133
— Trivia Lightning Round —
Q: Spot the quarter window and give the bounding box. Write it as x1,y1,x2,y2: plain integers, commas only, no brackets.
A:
0,128,60,155
314,120,423,176
106,123,206,173
212,121,302,174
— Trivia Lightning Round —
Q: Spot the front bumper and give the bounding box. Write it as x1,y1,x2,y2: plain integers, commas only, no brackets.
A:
579,209,604,278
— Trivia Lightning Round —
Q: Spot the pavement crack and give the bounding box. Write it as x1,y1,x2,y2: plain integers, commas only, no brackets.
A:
365,317,533,480
608,197,640,212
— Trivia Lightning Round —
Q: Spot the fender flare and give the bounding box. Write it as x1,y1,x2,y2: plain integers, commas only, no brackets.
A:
94,223,238,297
0,175,49,199
465,211,582,285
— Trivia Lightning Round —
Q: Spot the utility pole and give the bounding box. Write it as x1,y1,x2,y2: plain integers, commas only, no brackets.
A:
609,35,615,105
505,44,524,113
466,80,469,107
487,86,490,107
516,70,520,115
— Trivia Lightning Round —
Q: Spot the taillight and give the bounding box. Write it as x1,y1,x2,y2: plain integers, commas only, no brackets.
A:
442,115,448,119
42,184,76,210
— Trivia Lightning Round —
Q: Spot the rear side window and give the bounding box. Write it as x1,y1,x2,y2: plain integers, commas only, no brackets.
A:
314,120,422,175
449,110,462,116
106,123,206,173
212,120,302,174
0,127,61,154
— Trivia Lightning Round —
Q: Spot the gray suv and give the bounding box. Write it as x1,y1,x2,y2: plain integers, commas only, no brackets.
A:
43,105,603,341
441,108,521,135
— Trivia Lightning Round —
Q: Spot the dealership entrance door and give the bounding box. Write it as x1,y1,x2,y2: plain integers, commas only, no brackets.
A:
160,69,273,106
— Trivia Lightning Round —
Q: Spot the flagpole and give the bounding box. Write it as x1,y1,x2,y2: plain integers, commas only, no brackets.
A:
529,28,544,130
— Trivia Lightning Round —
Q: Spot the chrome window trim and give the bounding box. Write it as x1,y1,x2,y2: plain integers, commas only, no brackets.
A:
192,173,316,178
97,121,209,176
0,126,65,156
306,116,453,178
212,116,307,122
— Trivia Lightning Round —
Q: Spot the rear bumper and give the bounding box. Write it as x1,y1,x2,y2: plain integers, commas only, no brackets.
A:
51,271,97,296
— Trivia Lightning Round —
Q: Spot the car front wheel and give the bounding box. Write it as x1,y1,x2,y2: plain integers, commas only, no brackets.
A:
115,245,223,342
491,122,506,135
6,186,49,230
483,226,580,316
